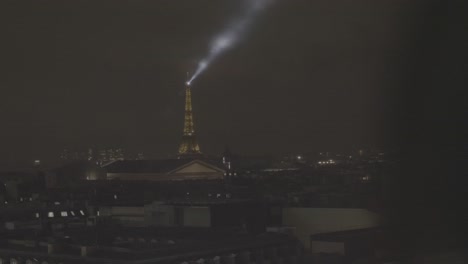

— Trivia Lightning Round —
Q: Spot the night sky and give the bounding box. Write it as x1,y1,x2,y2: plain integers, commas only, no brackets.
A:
0,0,465,165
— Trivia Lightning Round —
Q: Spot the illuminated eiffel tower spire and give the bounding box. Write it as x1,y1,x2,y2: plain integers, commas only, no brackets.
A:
178,75,201,156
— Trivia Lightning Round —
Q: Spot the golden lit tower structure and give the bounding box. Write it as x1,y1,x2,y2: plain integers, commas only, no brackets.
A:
178,80,201,156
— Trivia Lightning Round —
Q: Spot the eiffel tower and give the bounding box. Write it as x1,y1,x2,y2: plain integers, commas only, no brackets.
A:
178,78,201,157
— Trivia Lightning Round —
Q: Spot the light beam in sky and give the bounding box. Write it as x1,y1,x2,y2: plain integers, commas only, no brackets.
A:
187,0,273,85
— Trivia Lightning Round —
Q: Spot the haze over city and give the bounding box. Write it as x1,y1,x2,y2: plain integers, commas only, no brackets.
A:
0,1,466,263
0,0,420,165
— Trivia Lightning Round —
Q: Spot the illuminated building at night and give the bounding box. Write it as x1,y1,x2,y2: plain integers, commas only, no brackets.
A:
178,82,202,157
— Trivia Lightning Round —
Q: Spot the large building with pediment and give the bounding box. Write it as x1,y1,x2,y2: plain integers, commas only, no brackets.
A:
104,159,225,181
103,81,226,181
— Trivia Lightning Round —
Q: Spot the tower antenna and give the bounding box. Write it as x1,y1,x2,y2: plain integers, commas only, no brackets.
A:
186,72,191,86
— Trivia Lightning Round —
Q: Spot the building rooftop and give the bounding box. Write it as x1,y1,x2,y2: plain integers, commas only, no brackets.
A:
104,158,224,174
0,226,300,264
310,227,380,243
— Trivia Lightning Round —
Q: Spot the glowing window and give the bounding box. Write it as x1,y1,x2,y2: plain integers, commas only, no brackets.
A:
80,210,85,216
35,213,40,218
48,212,54,218
61,211,68,217
70,211,75,216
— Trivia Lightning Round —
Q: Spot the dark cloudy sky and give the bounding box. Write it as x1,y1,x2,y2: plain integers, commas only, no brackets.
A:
0,0,465,165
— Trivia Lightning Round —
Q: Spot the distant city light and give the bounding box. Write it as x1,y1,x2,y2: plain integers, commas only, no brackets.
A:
318,159,336,165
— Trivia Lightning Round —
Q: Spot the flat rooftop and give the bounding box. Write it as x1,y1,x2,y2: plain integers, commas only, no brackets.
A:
0,226,299,263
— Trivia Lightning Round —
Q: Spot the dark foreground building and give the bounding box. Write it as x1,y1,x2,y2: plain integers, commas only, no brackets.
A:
0,226,303,264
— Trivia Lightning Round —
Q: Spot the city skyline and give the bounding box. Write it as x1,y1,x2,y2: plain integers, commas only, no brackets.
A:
0,1,466,262
0,0,455,166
